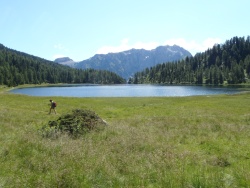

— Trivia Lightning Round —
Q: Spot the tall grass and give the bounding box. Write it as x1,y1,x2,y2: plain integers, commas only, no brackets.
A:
0,88,250,187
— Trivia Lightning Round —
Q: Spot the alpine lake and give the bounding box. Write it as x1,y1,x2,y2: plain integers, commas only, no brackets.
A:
10,84,250,97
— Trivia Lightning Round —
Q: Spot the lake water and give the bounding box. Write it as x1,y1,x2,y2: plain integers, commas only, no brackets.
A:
10,84,245,97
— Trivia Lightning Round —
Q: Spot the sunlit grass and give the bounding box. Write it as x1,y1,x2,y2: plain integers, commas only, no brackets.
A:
0,88,250,187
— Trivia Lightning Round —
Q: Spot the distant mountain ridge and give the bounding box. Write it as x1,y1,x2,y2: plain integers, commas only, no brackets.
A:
55,45,192,79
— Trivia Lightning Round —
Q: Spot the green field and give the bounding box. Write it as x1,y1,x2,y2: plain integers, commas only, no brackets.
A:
0,86,250,187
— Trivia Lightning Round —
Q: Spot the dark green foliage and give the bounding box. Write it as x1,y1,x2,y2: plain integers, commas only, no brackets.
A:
42,109,107,138
130,36,250,85
0,44,126,86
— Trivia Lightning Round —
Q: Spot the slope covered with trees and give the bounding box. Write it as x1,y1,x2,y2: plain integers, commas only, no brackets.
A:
130,36,250,85
0,44,126,86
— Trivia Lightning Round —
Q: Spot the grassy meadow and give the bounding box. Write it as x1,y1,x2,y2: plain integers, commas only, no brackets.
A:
0,86,250,187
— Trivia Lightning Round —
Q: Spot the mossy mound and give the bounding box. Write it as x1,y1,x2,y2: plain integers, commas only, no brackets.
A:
41,109,107,138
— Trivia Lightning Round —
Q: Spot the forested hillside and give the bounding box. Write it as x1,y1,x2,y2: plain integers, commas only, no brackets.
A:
130,36,250,85
0,44,126,86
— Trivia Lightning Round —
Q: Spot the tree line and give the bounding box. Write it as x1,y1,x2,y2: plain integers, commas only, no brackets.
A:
0,44,126,86
129,36,250,85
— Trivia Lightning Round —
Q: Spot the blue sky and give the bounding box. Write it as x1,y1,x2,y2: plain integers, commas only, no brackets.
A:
0,0,249,61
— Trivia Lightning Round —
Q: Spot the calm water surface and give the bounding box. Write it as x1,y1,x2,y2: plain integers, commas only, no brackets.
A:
10,84,244,97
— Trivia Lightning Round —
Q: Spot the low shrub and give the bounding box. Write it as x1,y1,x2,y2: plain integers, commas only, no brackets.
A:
41,109,107,138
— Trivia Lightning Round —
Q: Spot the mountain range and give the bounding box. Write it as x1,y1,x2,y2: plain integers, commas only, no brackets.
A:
55,45,192,79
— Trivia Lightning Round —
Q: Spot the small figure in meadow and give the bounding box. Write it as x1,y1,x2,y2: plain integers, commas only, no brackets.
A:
49,99,57,114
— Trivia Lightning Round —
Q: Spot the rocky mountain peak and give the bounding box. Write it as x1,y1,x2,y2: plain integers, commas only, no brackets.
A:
54,57,75,67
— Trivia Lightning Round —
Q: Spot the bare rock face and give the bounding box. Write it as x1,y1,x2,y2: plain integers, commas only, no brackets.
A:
54,57,76,67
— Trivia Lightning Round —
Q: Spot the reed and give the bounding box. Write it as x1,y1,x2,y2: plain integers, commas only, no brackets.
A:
0,89,250,187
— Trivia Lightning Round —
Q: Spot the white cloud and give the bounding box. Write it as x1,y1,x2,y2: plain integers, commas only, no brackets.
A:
164,38,222,55
54,43,69,51
96,37,222,56
203,38,222,49
54,44,64,50
53,43,69,60
52,54,66,60
133,41,159,50
96,38,159,54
